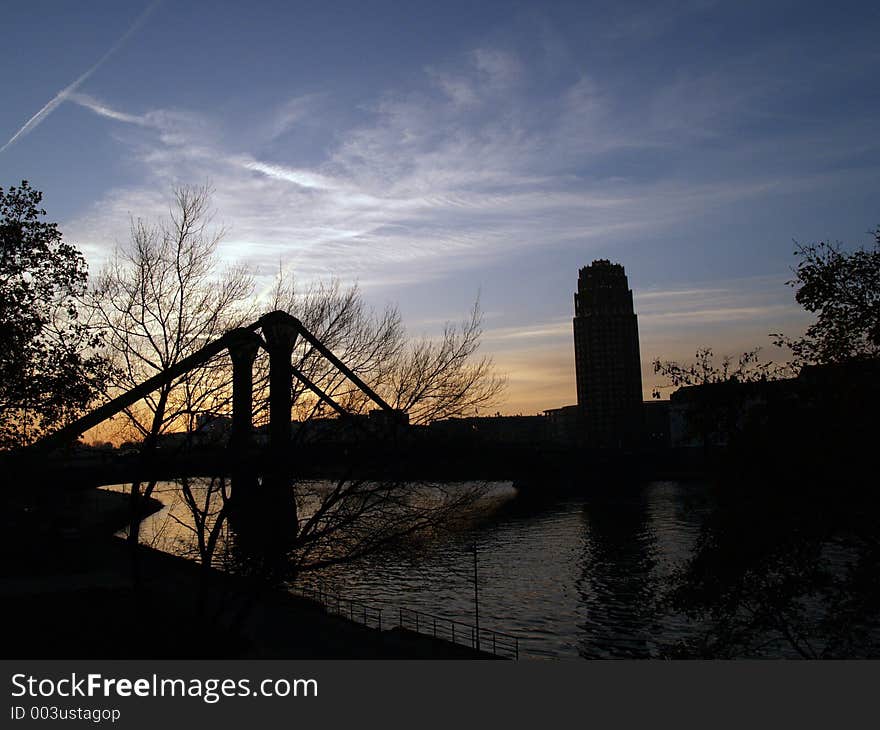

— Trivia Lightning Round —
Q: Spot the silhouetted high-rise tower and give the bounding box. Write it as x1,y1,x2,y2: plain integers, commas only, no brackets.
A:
573,260,643,447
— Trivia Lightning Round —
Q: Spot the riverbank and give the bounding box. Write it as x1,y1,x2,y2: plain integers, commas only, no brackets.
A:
2,489,499,659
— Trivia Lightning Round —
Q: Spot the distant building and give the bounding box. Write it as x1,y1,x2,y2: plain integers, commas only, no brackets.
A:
668,359,880,448
368,408,410,431
668,377,805,448
643,400,671,448
194,413,232,444
573,260,644,447
543,405,582,446
428,415,547,445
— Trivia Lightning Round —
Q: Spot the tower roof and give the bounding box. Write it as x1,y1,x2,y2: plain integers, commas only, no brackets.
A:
575,259,634,316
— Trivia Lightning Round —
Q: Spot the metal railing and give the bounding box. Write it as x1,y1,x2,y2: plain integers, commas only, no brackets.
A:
292,584,519,659
396,606,519,659
293,584,384,631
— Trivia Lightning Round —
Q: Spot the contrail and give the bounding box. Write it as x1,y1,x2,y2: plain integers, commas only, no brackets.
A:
0,0,161,154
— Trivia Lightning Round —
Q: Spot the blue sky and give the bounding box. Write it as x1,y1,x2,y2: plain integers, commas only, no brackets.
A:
2,0,878,412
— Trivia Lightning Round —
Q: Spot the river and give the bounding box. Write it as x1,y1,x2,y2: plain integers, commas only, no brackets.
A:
104,478,715,659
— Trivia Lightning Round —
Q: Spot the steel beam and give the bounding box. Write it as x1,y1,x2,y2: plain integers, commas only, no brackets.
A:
28,320,262,453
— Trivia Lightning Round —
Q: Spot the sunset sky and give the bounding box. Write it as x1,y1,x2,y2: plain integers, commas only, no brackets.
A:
2,0,878,414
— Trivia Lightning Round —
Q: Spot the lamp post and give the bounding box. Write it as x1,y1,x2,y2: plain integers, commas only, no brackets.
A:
471,539,480,652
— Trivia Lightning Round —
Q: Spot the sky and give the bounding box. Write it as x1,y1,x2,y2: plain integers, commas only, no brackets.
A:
2,0,878,414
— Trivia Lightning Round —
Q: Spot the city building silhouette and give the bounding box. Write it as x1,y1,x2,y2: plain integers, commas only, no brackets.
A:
573,260,644,447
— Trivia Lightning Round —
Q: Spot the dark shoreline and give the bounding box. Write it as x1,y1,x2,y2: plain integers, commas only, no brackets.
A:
2,487,500,660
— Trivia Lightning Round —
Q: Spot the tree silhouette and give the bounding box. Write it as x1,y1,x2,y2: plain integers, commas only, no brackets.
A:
262,274,505,427
773,226,880,366
87,184,506,630
651,346,787,396
89,184,254,554
656,224,880,658
91,183,254,448
0,181,109,449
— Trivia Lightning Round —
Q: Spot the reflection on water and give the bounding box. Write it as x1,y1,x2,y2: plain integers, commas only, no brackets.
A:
576,482,708,658
102,479,712,659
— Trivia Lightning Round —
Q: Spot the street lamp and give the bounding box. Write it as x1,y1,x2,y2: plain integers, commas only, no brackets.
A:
469,539,480,652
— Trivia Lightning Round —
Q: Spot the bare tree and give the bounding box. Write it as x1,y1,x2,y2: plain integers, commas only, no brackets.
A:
233,274,507,591
91,184,253,547
94,184,254,442
256,274,404,426
145,471,491,637
118,279,506,629
651,346,792,396
89,186,506,633
263,272,505,426
387,300,506,424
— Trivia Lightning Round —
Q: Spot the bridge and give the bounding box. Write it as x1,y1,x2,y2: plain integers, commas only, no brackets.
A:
24,309,401,462
7,308,696,491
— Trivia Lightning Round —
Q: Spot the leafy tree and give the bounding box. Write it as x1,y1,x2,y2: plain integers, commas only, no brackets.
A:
773,227,880,366
656,225,880,658
654,225,880,395
0,181,109,449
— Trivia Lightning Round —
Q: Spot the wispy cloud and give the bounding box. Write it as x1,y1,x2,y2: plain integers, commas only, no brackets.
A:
69,92,149,126
62,30,875,298
483,322,571,343
18,2,873,415
634,277,803,324
238,159,340,191
262,93,328,141
483,277,807,344
640,305,794,325
0,1,160,154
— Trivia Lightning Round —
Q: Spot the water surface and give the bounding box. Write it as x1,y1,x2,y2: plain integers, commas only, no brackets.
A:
104,479,712,659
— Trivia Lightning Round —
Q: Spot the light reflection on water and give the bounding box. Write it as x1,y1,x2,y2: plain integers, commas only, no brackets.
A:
102,479,712,659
